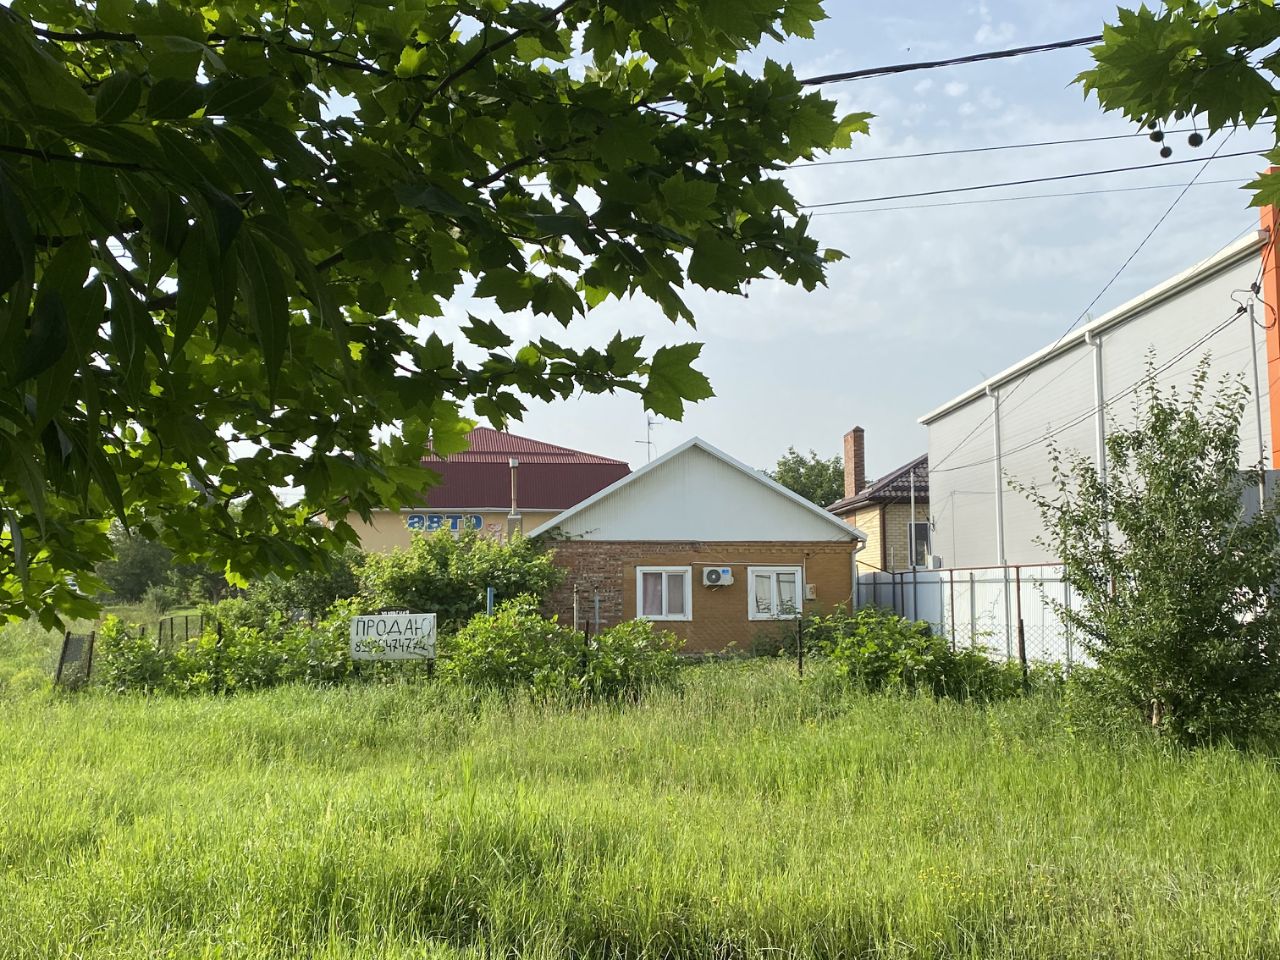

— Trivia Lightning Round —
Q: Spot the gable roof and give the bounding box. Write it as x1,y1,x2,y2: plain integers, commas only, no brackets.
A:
422,426,627,465
417,427,629,510
829,454,928,515
528,437,867,542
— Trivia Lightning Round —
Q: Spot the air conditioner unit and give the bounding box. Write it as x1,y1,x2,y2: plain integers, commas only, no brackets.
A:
702,567,734,587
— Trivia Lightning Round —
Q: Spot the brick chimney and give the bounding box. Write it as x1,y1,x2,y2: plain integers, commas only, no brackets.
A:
843,427,865,499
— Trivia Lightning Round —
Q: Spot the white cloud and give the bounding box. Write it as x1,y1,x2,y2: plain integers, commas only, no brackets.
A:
975,21,1017,45
914,78,935,95
944,81,969,97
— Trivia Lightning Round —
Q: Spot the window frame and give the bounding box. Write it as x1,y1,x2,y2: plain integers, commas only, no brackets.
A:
747,565,804,621
635,566,693,622
908,520,932,568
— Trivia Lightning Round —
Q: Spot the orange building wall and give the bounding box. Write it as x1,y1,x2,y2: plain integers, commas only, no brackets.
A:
542,540,856,654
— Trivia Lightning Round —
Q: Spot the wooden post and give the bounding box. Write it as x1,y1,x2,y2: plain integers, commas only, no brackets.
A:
86,631,96,682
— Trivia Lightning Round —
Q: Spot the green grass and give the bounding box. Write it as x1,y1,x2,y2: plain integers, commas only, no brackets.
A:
2,659,1279,958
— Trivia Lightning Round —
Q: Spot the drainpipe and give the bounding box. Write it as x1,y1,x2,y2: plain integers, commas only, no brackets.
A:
988,384,1012,657
851,536,866,609
1085,330,1107,485
506,457,522,540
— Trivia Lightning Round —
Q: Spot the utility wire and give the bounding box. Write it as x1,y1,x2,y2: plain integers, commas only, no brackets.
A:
931,305,1249,474
800,149,1261,209
787,130,1198,168
798,35,1103,86
927,132,1244,473
810,178,1247,216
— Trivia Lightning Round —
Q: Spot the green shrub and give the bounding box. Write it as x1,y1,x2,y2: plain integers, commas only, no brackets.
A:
360,530,562,630
445,599,682,700
95,615,169,693
811,607,1022,702
585,618,683,700
244,548,363,622
95,603,360,695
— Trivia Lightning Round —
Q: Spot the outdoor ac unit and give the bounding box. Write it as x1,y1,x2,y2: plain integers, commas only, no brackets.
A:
702,567,734,587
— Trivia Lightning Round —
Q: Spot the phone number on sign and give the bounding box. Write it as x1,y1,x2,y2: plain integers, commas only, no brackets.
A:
351,636,435,656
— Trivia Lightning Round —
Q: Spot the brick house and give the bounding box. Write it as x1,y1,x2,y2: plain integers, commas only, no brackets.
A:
828,427,929,574
347,427,629,551
530,438,867,654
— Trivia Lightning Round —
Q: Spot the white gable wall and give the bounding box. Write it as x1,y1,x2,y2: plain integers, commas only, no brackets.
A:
543,445,854,542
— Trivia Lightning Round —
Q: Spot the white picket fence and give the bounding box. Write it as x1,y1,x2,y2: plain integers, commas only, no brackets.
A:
857,564,1089,667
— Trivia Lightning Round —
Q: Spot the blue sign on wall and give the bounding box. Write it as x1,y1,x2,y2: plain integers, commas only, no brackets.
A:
406,513,483,532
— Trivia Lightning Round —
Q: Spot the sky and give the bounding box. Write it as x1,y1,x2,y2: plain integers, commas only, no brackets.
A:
430,1,1276,483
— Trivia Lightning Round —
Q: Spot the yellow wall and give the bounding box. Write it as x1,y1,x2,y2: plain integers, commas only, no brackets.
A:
839,502,930,574
348,509,562,553
881,502,930,572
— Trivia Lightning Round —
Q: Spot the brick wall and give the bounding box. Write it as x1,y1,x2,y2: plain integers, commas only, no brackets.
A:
881,502,930,571
542,540,856,654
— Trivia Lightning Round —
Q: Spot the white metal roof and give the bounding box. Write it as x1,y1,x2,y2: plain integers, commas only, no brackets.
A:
919,230,1267,425
527,436,868,542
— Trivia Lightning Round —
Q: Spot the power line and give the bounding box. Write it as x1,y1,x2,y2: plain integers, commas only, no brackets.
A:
798,35,1103,86
931,305,1249,474
927,133,1246,474
800,149,1262,209
787,130,1199,169
809,178,1247,216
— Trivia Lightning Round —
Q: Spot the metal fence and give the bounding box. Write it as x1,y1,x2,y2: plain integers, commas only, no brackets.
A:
54,631,96,688
156,613,205,649
858,564,1088,667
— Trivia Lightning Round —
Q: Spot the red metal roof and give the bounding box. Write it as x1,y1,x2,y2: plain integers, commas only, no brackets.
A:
418,428,630,510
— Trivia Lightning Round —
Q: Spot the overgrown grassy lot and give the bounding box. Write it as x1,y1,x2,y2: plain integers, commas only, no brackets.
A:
3,660,1279,959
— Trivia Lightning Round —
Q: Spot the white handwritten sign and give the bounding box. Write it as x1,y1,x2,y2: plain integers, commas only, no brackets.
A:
349,613,437,661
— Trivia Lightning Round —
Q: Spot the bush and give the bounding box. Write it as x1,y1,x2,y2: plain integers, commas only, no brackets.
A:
810,607,1023,702
583,618,683,700
445,599,681,700
360,530,562,630
1022,360,1280,745
94,603,359,695
244,548,363,622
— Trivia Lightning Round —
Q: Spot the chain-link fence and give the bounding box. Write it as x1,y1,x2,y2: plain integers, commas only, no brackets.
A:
858,564,1089,668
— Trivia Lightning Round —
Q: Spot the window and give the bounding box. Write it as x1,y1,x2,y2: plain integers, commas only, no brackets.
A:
636,567,692,621
748,566,802,620
909,521,931,568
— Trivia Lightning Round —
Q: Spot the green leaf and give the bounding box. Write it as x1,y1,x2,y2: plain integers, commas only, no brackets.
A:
17,290,70,382
643,343,715,419
95,71,143,123
205,76,275,117
238,232,291,395
688,230,747,292
463,315,513,349
146,77,205,119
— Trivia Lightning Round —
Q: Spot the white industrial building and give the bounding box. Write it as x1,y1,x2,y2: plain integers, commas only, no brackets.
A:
920,227,1276,571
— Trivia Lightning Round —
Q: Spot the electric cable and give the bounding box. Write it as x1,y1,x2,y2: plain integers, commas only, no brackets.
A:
800,149,1261,209
798,35,1103,87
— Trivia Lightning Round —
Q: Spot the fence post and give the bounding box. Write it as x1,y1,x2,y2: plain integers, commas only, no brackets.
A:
55,631,68,685
948,570,957,651
968,571,977,650
1063,578,1074,670
796,615,804,679
86,631,96,682
214,621,224,694
1015,567,1028,685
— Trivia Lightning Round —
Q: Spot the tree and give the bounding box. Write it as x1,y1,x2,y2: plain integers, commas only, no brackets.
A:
96,522,173,602
770,447,844,506
1079,1,1278,202
1020,361,1280,745
0,1,868,625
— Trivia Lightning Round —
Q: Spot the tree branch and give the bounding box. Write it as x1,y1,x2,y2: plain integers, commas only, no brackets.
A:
0,142,143,170
426,0,578,102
